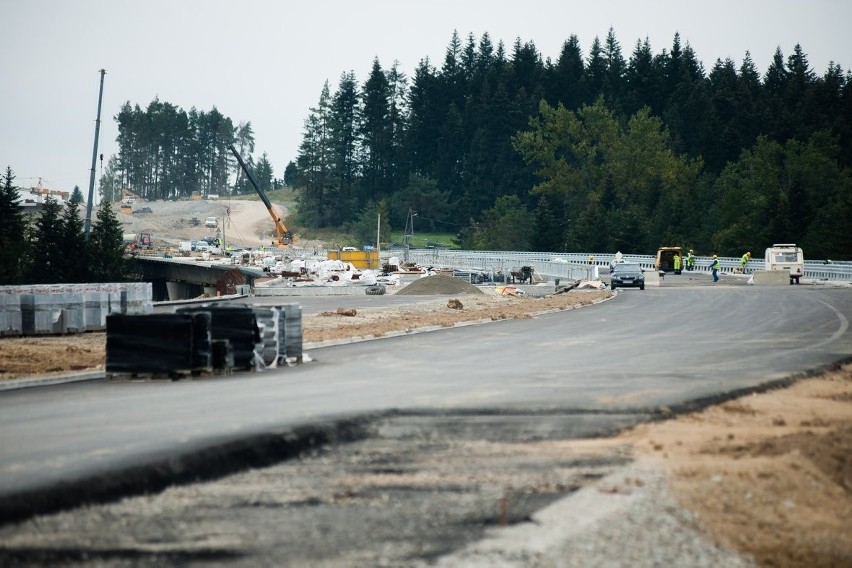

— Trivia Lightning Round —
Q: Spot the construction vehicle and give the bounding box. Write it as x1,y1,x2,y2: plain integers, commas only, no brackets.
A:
137,231,153,249
228,145,292,247
765,244,804,284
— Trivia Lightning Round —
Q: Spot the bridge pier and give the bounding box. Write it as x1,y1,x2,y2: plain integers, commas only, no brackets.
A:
166,281,204,301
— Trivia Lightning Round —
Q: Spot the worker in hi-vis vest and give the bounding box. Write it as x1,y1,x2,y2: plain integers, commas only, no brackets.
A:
710,255,721,282
741,251,751,273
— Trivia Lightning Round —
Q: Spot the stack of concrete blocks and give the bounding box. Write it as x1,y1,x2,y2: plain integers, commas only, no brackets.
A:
282,303,302,363
251,303,303,368
0,283,153,336
0,287,22,336
20,285,74,335
252,306,279,368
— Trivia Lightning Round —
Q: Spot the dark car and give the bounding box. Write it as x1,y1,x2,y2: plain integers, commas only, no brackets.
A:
610,262,645,290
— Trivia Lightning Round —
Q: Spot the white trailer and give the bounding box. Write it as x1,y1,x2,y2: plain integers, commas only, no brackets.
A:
764,244,804,284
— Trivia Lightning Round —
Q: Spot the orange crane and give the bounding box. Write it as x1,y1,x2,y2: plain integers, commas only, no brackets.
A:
228,145,292,247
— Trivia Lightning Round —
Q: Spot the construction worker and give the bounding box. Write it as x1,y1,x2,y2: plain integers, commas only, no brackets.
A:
741,251,751,273
686,249,695,271
673,252,682,274
710,254,720,283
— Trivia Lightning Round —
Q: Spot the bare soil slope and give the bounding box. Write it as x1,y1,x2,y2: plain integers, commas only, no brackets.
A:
119,198,293,248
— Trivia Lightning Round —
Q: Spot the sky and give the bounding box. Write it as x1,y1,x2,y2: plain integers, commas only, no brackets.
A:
2,0,850,197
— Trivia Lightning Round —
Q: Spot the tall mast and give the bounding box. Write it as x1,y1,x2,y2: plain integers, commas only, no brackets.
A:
84,69,106,240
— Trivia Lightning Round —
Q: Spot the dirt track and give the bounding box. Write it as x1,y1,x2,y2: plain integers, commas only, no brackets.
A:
118,197,297,249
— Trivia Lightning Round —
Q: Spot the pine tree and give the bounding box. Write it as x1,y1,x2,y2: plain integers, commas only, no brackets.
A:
70,185,84,205
26,196,65,283
295,82,335,228
0,167,28,284
602,28,626,112
359,58,392,204
59,198,88,283
328,70,361,225
546,35,585,110
407,59,441,177
624,37,659,116
98,155,123,203
253,153,275,192
88,198,129,282
233,121,256,194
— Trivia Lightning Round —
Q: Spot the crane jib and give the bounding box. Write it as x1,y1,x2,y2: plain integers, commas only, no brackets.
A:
229,145,273,210
228,145,291,245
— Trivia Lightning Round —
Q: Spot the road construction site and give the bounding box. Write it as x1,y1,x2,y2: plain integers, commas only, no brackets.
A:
1,280,851,567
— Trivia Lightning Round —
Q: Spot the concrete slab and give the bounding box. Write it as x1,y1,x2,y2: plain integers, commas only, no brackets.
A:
753,270,792,286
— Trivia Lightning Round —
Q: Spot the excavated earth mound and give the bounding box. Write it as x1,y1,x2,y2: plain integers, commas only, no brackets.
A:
395,274,484,295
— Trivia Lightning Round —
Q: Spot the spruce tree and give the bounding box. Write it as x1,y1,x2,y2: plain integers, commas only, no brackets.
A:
70,185,84,205
360,58,392,204
59,198,88,283
328,71,361,226
0,167,28,284
89,199,129,282
26,196,65,283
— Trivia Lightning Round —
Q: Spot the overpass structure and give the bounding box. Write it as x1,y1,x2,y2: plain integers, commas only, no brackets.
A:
133,256,264,301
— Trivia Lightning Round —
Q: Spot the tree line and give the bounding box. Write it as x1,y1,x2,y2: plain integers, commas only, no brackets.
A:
0,168,129,286
99,100,280,203
293,29,851,258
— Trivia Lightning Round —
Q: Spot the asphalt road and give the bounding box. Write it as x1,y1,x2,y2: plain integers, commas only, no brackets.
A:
1,285,850,527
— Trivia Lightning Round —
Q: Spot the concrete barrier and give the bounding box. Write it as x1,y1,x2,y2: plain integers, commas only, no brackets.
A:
643,270,662,287
753,270,791,286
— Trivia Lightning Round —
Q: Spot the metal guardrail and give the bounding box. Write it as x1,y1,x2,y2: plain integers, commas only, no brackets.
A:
389,249,852,282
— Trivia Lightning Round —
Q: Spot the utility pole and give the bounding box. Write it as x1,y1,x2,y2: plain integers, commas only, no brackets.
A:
84,69,106,240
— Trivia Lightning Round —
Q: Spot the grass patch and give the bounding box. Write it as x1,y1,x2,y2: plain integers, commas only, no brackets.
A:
387,231,458,249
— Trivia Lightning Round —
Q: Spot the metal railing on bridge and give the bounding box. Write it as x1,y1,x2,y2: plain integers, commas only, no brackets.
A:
388,249,852,283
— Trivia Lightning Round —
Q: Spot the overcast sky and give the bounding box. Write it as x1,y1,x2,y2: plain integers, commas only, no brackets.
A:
3,0,850,196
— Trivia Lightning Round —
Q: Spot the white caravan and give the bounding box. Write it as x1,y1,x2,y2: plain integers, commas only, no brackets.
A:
764,244,804,284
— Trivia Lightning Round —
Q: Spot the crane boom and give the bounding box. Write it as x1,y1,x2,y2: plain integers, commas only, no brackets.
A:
228,145,292,246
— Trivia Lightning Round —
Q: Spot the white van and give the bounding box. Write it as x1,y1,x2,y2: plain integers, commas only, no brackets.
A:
764,244,804,284
205,216,218,228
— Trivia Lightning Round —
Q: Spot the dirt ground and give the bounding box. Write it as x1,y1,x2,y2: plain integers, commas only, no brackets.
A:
1,289,850,566
118,197,309,250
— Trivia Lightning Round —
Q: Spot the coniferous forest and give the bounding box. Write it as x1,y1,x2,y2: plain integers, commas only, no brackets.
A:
293,30,851,258
5,29,851,264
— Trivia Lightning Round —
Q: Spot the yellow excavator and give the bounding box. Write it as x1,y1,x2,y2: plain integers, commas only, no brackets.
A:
228,145,292,247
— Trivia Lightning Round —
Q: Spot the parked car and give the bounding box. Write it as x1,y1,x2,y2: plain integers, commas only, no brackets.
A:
610,262,645,290
132,206,153,214
205,216,218,228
